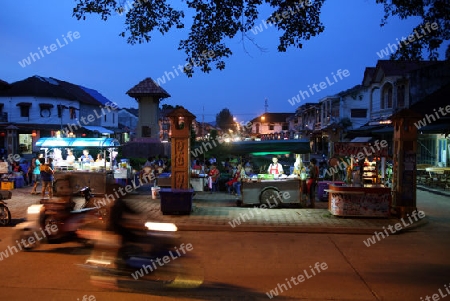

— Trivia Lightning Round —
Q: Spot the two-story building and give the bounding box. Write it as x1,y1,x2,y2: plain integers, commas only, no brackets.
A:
0,76,119,155
250,112,293,140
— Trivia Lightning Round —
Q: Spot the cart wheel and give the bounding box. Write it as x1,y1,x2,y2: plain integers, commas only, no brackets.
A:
259,187,280,208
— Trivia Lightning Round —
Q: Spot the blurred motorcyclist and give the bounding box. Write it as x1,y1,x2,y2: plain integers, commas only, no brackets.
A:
108,197,142,244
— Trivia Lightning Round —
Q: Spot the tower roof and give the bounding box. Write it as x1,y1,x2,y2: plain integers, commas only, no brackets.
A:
126,77,171,99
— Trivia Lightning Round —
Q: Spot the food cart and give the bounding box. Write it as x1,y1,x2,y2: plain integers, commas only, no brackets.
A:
326,141,391,217
35,137,122,195
225,140,311,208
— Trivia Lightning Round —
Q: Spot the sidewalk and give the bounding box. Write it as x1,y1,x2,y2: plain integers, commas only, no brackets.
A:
3,183,440,234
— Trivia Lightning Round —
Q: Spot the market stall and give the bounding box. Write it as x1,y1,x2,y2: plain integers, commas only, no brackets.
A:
35,137,123,194
225,140,311,207
327,140,391,217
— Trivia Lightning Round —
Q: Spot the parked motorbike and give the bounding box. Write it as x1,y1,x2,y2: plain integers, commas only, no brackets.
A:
77,199,204,290
14,186,103,250
0,190,12,226
0,200,11,226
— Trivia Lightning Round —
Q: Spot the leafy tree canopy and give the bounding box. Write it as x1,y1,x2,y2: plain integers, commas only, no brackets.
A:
73,0,450,76
216,108,235,132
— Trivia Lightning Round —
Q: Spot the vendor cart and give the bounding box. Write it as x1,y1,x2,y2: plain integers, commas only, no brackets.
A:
224,140,311,208
35,137,122,195
327,139,392,217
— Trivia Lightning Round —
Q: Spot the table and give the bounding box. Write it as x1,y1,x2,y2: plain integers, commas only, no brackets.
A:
190,176,207,192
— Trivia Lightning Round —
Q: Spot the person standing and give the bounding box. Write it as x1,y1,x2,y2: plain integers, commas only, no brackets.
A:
40,158,54,199
267,157,284,176
66,149,75,165
207,164,220,193
307,158,319,208
30,155,43,194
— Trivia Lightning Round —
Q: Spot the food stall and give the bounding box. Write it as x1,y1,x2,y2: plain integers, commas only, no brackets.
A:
326,141,391,217
225,140,311,208
35,137,122,195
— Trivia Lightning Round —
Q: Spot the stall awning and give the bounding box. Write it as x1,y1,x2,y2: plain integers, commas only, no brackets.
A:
224,139,311,156
36,137,120,148
83,126,114,134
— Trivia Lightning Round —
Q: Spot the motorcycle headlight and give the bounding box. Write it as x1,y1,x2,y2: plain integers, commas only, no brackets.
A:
27,204,44,214
145,222,177,232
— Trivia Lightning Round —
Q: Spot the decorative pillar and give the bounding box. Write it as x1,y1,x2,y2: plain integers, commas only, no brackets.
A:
391,109,422,218
167,107,196,189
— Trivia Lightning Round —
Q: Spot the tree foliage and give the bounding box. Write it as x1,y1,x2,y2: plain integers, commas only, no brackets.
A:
72,0,450,75
215,108,235,132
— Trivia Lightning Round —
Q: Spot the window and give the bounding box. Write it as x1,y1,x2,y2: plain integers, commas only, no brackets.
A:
282,123,289,131
69,107,76,119
269,124,275,131
16,102,32,118
255,123,260,134
142,126,151,137
381,83,393,109
397,84,406,108
351,109,367,118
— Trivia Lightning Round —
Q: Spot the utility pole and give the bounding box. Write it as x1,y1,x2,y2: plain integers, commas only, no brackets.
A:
265,98,268,113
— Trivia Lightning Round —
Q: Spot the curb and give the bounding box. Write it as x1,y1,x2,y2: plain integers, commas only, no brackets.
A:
175,218,429,234
417,185,450,197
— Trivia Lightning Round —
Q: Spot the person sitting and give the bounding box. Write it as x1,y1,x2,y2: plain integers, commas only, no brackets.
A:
96,153,105,164
80,149,93,163
192,160,202,170
144,156,154,167
140,165,154,184
207,164,220,193
226,163,246,196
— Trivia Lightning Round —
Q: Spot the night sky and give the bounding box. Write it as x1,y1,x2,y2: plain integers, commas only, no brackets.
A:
1,1,447,123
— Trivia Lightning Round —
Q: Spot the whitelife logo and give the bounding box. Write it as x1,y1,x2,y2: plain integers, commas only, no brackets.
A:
376,22,439,59
266,261,328,299
287,69,350,106
130,243,193,280
414,105,450,130
18,31,81,68
363,210,425,247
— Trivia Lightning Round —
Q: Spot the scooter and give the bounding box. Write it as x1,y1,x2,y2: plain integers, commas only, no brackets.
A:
77,202,203,290
14,187,103,250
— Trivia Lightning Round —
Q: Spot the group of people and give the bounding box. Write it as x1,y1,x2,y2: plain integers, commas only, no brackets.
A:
140,155,170,183
28,154,54,198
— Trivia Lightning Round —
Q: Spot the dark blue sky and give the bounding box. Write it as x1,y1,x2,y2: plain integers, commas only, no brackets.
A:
1,1,447,123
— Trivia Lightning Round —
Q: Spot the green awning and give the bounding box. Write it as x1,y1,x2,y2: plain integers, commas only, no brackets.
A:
36,138,120,148
224,139,311,156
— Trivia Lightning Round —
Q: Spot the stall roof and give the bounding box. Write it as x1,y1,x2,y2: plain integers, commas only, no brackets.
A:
225,139,311,155
36,138,120,148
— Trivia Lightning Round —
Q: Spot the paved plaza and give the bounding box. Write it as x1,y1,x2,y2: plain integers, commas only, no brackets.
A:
4,182,448,234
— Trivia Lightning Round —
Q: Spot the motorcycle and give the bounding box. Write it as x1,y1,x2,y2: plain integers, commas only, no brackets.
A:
0,190,12,226
77,199,204,290
14,186,104,250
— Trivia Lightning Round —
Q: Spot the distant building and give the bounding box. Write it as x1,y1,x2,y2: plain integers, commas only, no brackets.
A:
250,112,293,140
0,75,119,155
